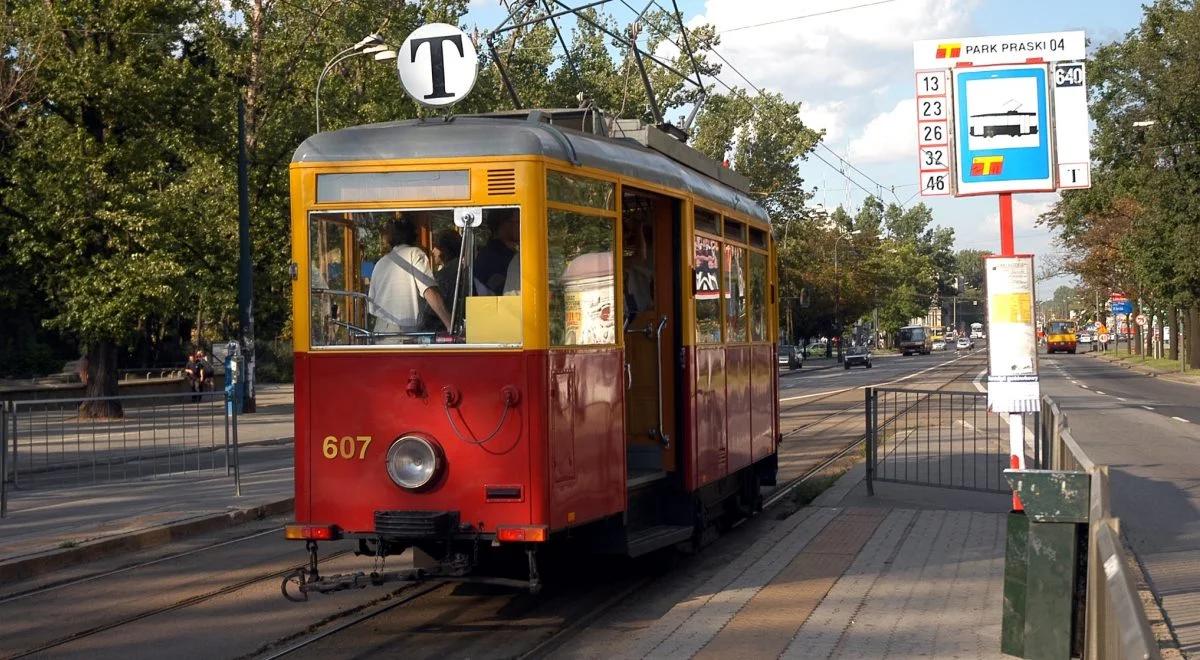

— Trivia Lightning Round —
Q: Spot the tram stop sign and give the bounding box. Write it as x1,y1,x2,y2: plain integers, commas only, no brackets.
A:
397,23,478,108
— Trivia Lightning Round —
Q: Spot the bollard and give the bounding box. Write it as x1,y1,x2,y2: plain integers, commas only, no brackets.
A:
1002,469,1089,659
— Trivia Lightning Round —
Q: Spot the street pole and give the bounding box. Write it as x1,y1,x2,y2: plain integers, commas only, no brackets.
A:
237,97,256,413
999,192,1023,513
834,240,840,362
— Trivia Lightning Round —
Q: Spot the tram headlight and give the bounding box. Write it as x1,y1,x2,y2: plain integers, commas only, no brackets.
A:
385,435,441,490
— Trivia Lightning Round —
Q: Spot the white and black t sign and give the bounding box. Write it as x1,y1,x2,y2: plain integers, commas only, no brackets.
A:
397,23,478,107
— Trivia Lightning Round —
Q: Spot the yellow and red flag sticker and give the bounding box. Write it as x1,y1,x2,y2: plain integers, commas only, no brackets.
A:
971,155,1004,176
935,42,962,59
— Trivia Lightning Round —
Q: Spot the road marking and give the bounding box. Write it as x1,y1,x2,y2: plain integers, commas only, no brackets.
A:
1172,416,1190,423
1080,384,1089,389
1069,380,1079,384
779,387,853,403
1095,391,1106,395
1142,405,1155,411
1116,397,1127,401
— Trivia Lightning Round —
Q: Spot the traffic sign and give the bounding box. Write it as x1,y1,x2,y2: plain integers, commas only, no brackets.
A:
1136,314,1147,327
1108,299,1133,315
397,23,478,108
912,31,1092,197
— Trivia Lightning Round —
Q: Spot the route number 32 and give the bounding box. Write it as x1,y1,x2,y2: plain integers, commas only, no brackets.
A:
322,435,373,460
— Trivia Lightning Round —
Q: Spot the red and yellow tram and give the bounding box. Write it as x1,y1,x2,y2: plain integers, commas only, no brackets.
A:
285,111,780,593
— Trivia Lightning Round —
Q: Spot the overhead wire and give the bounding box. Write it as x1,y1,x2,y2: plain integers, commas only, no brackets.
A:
719,0,901,34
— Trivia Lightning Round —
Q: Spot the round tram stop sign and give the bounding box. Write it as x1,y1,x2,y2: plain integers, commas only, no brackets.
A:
397,23,479,108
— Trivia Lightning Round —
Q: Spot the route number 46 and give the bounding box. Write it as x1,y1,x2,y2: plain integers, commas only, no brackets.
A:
322,435,373,460
922,173,950,196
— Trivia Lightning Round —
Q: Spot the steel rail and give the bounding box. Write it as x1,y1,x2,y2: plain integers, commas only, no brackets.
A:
6,549,352,659
763,357,983,509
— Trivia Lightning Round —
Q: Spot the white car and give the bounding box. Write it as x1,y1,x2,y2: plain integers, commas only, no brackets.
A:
956,337,971,350
1078,332,1092,344
932,340,947,351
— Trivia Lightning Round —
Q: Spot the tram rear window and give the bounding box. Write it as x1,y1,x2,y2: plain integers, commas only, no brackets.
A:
308,206,523,348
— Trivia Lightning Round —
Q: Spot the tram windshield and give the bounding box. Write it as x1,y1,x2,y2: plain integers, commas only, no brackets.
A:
308,206,522,347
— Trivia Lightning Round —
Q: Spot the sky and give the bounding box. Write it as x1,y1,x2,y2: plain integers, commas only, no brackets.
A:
462,0,1146,297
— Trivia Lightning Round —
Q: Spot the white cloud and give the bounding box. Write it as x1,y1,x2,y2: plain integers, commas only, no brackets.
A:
799,101,847,142
845,98,915,163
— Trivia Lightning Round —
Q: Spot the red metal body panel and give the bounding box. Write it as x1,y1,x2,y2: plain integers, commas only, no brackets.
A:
690,346,727,490
684,344,778,491
295,351,543,534
293,349,625,536
294,352,311,522
545,348,626,529
724,346,753,473
750,345,775,462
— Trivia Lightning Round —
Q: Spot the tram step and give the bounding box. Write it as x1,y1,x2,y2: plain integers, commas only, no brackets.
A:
626,524,693,557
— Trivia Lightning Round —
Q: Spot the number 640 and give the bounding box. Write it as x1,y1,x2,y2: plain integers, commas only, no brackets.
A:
322,435,372,460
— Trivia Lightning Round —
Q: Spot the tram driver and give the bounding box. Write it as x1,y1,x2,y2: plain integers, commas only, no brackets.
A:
368,217,452,340
474,209,520,295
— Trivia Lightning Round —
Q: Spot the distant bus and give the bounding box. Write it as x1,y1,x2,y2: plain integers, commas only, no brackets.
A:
1045,319,1078,354
897,325,932,356
970,322,984,339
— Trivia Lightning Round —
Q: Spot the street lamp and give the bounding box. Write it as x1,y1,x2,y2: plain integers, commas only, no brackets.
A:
316,34,398,133
833,228,861,361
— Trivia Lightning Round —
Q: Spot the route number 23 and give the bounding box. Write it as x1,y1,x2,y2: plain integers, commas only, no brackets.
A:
322,435,373,460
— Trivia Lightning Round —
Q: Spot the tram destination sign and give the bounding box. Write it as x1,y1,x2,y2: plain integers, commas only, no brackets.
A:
912,31,1091,197
397,23,478,108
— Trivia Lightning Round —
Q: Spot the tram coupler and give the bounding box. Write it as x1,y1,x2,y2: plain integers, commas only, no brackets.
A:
280,540,324,602
288,567,533,598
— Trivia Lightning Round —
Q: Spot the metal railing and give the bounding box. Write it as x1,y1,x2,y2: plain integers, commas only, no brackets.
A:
865,387,1010,494
1040,397,1160,660
1,390,241,517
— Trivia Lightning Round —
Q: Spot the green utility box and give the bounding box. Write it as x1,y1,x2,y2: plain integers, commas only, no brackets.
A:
1001,469,1090,659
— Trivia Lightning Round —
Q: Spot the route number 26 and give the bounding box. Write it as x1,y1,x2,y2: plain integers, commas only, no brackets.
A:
322,435,373,460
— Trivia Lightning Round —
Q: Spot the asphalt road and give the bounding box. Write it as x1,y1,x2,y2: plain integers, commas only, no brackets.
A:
1040,352,1200,655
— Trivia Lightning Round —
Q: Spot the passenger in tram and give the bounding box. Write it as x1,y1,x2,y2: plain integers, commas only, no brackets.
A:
431,229,467,330
474,209,520,295
368,218,452,337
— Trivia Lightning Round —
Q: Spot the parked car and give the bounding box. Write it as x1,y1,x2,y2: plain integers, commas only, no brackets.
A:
1077,332,1092,344
956,337,971,350
843,345,872,369
932,339,947,351
778,345,801,370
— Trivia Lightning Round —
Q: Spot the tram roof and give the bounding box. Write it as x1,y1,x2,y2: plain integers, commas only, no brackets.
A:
292,117,770,224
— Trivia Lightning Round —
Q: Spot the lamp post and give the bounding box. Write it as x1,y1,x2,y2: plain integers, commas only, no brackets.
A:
833,228,861,362
316,34,398,133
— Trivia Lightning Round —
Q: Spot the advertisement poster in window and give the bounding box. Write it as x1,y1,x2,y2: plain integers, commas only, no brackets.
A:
694,236,720,301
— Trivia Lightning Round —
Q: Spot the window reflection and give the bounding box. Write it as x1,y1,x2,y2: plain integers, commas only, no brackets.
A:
724,244,747,342
548,209,615,346
749,252,767,342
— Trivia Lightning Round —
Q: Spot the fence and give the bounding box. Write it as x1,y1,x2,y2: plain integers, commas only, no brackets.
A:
1040,396,1160,660
1,390,241,517
864,387,1012,494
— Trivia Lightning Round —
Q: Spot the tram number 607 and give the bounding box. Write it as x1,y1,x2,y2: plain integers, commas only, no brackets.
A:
322,435,373,460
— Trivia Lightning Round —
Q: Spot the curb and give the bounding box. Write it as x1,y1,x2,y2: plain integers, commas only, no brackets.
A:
0,497,294,586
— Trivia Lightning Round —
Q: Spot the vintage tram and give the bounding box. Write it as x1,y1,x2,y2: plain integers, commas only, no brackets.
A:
284,110,780,595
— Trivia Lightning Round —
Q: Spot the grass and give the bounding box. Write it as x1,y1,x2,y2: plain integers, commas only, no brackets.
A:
1095,347,1194,374
58,540,79,549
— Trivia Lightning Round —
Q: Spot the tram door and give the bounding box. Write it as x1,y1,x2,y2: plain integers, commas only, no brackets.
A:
622,189,678,479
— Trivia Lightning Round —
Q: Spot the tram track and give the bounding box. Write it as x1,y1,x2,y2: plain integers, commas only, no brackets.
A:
247,354,987,660
4,546,355,660
764,353,984,509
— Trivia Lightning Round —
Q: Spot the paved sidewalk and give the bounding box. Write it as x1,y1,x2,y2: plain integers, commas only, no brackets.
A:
567,466,1011,659
0,385,296,585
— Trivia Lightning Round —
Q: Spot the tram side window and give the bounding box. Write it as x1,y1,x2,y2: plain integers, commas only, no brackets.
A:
749,251,767,342
724,244,748,342
693,235,722,343
548,209,616,346
307,207,522,348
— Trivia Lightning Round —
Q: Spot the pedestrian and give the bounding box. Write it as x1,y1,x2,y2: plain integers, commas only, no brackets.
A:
431,229,465,332
367,217,452,341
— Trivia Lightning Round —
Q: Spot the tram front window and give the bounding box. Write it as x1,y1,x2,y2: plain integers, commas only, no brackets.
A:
308,207,522,347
